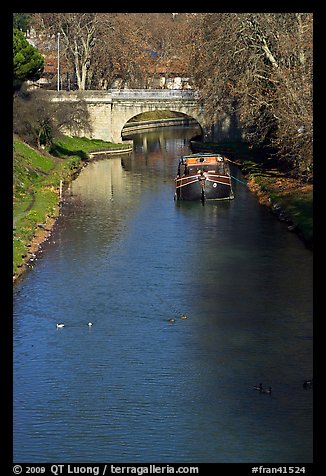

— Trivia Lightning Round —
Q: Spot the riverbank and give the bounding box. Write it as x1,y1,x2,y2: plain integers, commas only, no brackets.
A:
13,135,132,284
13,126,313,463
14,134,312,284
190,140,313,249
122,117,198,136
245,171,312,248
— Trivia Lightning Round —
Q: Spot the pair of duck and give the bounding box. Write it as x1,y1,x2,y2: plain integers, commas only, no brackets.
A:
168,315,188,324
254,383,272,394
56,322,93,328
254,379,313,393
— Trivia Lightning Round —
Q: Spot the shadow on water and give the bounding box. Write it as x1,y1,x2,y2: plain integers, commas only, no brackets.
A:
13,126,313,463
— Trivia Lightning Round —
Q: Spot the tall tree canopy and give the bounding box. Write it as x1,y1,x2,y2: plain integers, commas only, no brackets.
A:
30,13,191,90
26,12,312,178
13,28,44,91
13,13,31,32
187,13,313,177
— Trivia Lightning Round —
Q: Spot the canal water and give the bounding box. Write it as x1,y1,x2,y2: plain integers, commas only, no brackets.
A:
13,126,313,463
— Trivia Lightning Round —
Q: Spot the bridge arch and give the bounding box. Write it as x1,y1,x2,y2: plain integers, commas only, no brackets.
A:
109,97,205,142
120,109,203,139
48,89,207,143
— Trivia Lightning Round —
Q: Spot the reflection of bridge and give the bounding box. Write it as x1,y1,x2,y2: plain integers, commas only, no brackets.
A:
48,89,206,143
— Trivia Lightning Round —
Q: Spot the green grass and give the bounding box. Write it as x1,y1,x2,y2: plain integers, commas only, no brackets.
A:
49,135,128,158
13,134,129,277
13,164,59,275
13,138,56,198
273,188,313,243
14,139,55,172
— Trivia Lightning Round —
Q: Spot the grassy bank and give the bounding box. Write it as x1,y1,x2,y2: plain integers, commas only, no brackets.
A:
234,145,312,247
13,134,128,280
191,140,313,247
245,169,313,246
49,135,131,157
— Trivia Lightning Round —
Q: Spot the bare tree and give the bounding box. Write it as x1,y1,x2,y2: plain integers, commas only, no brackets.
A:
32,13,100,90
89,13,151,89
13,88,92,147
30,13,193,90
188,13,313,177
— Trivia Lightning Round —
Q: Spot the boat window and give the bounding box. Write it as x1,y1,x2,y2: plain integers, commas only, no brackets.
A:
204,165,214,172
185,162,227,175
217,163,225,174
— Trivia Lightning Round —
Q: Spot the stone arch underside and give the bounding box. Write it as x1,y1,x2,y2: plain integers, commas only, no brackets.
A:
87,100,205,143
121,109,202,138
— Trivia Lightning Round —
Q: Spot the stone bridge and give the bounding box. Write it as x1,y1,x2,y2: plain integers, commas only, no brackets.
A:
48,89,207,143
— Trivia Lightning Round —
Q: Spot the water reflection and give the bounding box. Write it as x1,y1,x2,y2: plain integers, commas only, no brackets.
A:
13,126,313,463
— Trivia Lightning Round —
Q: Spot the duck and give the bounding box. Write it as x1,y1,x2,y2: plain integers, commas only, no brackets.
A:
87,322,93,327
56,323,65,328
168,318,176,323
303,379,313,388
180,314,188,320
261,386,272,394
253,383,263,391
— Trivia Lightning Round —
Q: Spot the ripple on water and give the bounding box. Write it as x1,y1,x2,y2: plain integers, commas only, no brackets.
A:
13,128,313,463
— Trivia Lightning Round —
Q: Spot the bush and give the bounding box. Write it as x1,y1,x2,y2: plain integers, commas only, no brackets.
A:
13,88,92,148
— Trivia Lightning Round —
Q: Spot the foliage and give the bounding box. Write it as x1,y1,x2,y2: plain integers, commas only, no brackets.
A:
13,87,92,147
30,13,192,90
13,134,125,276
187,13,313,179
13,28,44,91
25,13,313,179
13,13,31,32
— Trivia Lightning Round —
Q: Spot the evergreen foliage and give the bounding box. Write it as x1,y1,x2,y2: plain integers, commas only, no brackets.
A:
13,13,31,32
13,28,44,91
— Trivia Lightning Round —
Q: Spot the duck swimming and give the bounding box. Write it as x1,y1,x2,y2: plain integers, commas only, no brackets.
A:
254,383,263,391
261,386,272,394
168,318,176,323
56,323,65,328
180,315,188,320
303,379,313,388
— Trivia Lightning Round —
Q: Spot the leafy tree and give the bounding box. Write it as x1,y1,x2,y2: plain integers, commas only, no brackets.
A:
13,28,44,91
13,13,31,32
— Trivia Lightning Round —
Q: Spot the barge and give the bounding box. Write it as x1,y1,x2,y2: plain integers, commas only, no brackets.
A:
174,153,234,202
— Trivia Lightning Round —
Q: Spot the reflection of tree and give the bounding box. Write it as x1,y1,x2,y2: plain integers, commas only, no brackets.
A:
121,126,200,179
